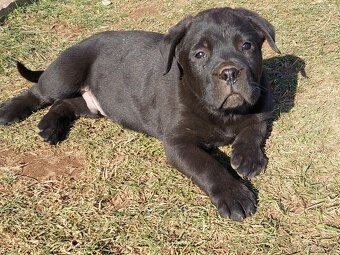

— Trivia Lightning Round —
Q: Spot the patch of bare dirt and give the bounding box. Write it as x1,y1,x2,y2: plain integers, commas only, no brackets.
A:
129,4,160,19
51,22,85,40
0,148,84,180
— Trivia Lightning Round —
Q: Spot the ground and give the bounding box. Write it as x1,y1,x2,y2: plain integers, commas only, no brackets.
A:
0,0,339,254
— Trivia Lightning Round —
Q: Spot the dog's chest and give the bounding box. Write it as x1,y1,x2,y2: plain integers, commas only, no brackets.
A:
202,125,237,148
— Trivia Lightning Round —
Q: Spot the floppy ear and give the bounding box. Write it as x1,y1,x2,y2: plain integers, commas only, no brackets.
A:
160,16,193,74
235,8,281,54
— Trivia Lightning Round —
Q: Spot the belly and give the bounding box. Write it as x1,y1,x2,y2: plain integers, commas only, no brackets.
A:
81,86,107,116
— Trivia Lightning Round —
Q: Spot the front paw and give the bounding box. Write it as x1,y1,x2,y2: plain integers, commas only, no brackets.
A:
211,182,257,221
231,144,267,178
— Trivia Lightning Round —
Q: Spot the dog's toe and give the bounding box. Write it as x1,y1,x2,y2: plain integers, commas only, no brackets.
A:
231,145,267,179
0,104,23,125
38,128,65,145
212,182,257,221
38,114,72,144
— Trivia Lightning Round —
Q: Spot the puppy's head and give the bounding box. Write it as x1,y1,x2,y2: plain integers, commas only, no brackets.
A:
160,7,280,113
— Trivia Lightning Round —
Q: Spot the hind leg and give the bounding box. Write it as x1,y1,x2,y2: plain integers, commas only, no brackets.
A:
38,96,101,144
0,84,51,125
1,44,92,125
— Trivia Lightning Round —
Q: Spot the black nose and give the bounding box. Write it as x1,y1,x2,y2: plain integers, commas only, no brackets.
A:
221,67,240,84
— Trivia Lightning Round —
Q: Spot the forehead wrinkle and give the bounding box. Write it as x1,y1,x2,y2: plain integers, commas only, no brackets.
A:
185,19,259,50
223,26,259,43
186,28,219,45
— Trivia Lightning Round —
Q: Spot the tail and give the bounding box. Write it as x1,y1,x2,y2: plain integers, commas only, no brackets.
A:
17,61,44,83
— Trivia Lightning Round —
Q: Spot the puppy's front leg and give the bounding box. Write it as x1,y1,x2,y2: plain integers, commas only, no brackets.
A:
231,122,268,178
164,140,257,221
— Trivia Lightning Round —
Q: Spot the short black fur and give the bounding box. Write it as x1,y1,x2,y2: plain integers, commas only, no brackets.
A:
0,7,280,221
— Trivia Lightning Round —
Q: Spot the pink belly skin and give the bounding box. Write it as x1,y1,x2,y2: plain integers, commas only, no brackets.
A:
81,86,107,116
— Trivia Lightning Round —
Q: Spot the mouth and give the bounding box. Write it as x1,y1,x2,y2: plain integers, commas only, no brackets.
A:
219,93,244,109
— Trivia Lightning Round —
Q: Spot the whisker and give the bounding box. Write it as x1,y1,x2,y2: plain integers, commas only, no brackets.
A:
250,82,268,92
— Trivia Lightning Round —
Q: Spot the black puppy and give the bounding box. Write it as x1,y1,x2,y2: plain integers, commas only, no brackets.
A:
0,7,280,221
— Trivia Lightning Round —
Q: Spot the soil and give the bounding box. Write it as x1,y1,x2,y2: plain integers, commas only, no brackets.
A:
130,4,160,19
0,148,84,180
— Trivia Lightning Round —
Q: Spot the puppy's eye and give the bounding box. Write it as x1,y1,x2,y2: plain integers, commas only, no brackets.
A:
242,42,252,51
195,51,206,59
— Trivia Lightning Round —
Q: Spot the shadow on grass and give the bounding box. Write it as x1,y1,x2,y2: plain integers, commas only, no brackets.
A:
265,54,306,119
213,54,306,200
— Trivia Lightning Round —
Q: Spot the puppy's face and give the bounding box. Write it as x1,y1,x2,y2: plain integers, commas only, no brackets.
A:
180,17,263,112
161,8,280,113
